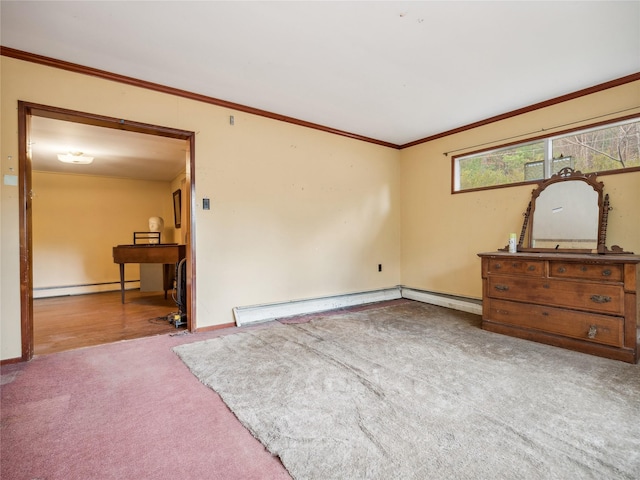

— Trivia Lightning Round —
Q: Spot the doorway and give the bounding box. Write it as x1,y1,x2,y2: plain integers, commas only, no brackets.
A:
18,101,196,360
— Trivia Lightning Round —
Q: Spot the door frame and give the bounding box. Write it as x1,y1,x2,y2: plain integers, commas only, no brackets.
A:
18,101,197,361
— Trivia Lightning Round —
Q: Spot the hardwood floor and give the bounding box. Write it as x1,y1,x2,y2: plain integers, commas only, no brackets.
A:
34,290,185,355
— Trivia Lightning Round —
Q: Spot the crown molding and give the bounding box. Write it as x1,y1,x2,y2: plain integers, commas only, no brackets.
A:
1,46,399,149
400,72,640,149
3,47,638,151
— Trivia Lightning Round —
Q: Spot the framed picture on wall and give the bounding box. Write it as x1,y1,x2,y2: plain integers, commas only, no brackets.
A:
173,189,182,228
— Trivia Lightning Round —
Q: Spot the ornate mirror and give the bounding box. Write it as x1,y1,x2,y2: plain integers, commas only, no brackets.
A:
509,167,632,254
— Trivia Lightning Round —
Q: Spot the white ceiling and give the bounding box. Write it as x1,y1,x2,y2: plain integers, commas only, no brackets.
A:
29,117,188,182
2,1,639,178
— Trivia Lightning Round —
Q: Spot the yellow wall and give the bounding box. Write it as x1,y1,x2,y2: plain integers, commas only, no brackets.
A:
2,55,638,362
31,171,175,297
170,172,187,245
0,57,401,360
400,80,640,298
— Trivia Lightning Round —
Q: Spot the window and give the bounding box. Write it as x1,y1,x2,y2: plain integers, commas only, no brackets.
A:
453,117,640,192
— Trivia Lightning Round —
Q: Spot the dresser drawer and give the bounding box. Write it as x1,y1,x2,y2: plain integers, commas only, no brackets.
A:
485,298,624,347
549,262,623,282
486,258,544,276
486,276,625,315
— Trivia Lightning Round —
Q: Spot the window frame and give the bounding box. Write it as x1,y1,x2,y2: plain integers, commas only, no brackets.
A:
451,113,640,194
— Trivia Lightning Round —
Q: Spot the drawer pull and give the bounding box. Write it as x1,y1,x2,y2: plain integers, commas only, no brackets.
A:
495,263,502,269
590,295,611,304
588,325,597,339
602,269,612,276
557,267,566,273
528,265,536,271
494,284,509,292
580,266,588,272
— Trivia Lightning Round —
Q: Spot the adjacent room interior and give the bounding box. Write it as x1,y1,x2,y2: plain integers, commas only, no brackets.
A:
28,114,192,354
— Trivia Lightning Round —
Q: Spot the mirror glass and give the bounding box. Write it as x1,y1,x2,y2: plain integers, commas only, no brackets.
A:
512,167,632,254
530,180,599,250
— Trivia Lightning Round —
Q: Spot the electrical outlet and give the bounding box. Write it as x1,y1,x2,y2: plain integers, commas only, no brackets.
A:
378,264,382,272
203,198,210,210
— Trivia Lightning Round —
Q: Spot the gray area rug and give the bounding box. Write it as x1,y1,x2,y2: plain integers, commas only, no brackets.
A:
174,301,640,480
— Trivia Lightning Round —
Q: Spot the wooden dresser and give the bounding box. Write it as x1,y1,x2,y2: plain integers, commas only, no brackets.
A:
478,252,640,363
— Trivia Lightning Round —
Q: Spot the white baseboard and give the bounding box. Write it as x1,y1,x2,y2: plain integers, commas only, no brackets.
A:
233,287,403,326
401,287,482,315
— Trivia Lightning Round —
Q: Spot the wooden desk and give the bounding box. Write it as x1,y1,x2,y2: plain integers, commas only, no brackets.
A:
113,244,186,303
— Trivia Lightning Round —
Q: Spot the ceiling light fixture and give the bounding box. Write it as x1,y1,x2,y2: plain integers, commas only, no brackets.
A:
57,151,94,164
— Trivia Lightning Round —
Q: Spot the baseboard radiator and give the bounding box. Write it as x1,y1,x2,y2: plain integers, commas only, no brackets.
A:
33,280,140,299
233,286,482,326
400,287,483,316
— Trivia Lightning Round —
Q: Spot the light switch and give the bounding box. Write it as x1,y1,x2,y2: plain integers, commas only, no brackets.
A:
3,174,18,186
203,198,210,210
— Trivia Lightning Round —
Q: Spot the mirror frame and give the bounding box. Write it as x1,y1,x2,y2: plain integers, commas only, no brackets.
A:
507,167,631,254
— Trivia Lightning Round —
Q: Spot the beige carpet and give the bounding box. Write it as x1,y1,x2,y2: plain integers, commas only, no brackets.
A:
174,301,640,480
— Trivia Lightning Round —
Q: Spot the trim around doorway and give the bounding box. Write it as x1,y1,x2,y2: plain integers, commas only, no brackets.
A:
17,101,197,361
